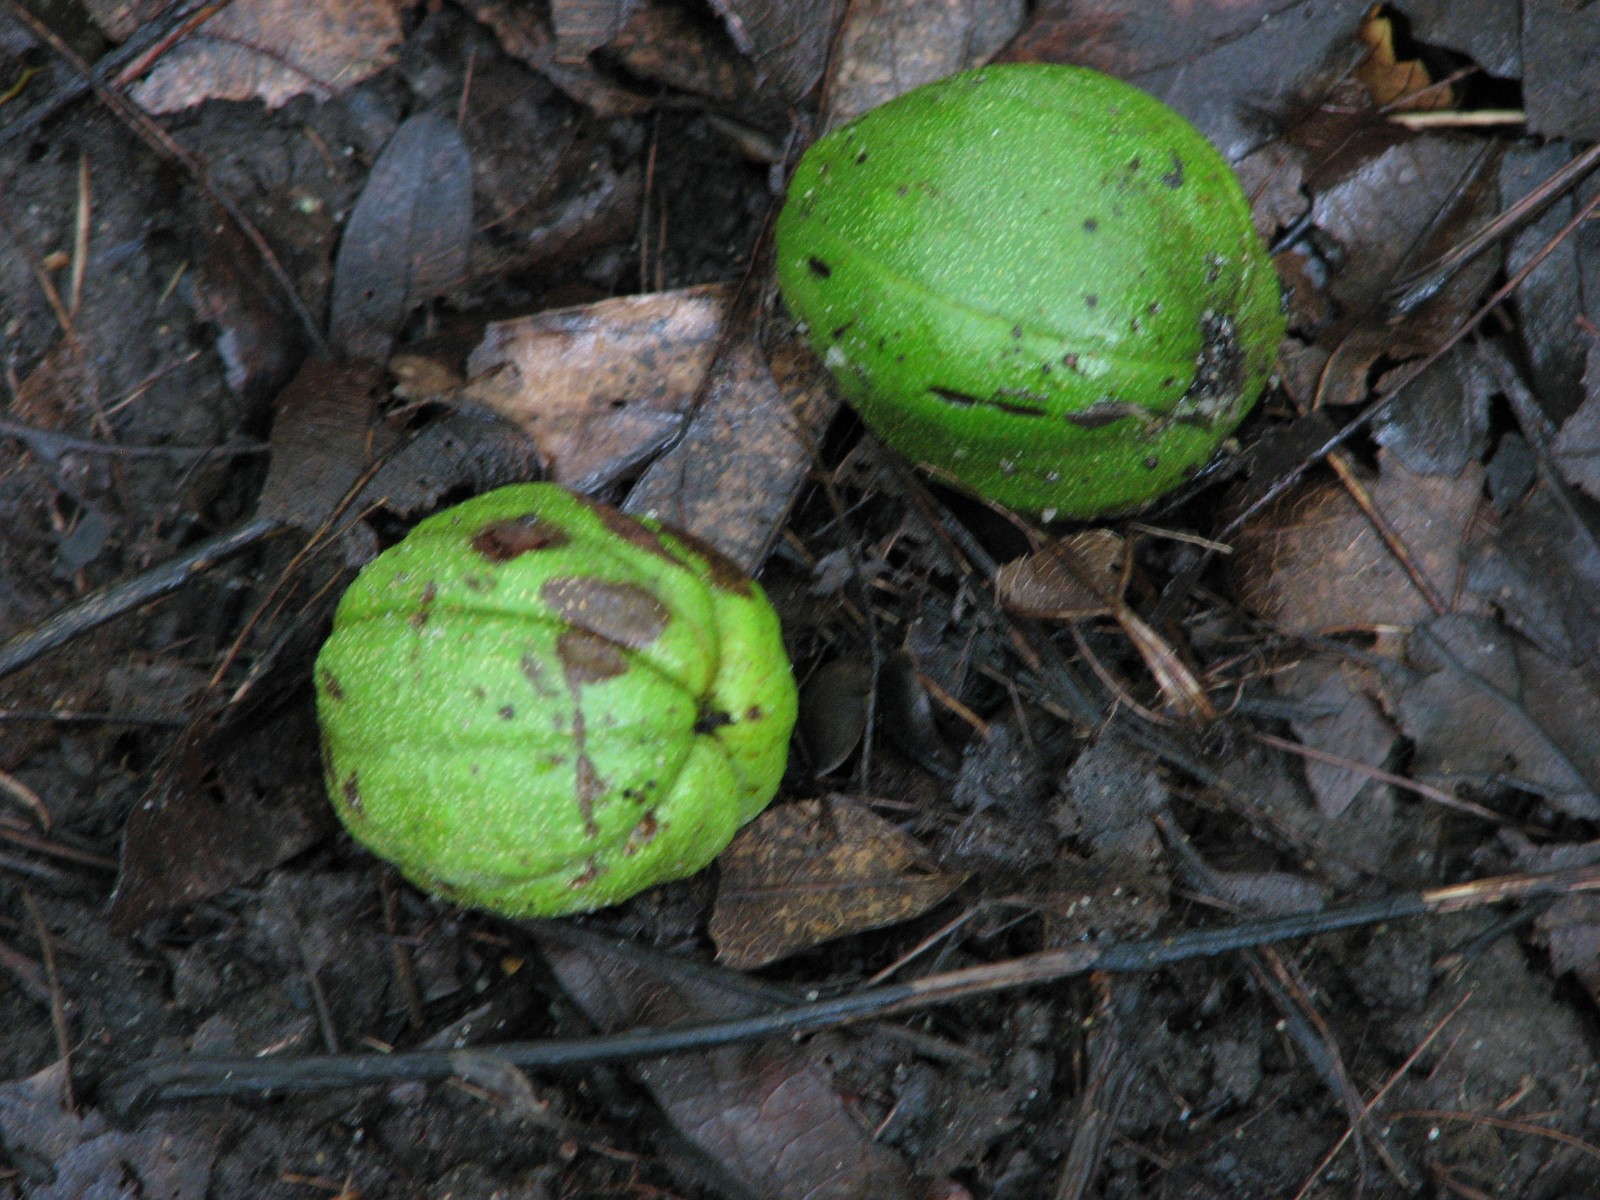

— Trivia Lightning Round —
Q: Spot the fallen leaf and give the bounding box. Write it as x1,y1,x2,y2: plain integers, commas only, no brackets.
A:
624,331,837,572
1396,614,1600,820
1277,657,1398,820
551,0,639,63
254,358,386,532
0,1060,219,1200
462,285,729,491
1371,342,1493,476
822,0,1020,128
704,0,841,107
329,111,473,362
995,530,1125,620
1353,5,1450,109
797,658,872,776
109,704,336,932
1232,452,1486,635
534,925,932,1200
1466,481,1600,668
131,0,406,112
711,797,966,969
1551,355,1600,499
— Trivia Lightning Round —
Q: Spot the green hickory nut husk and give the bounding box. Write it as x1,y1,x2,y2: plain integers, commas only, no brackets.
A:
314,483,798,918
775,63,1286,519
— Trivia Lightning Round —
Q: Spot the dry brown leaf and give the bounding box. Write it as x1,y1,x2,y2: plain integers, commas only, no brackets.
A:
328,111,472,362
607,0,764,105
131,0,406,112
255,358,385,532
623,331,837,572
1397,614,1600,820
1354,6,1450,110
535,927,931,1200
550,0,638,63
822,0,1021,128
1232,452,1486,635
704,0,842,107
1275,657,1398,820
710,797,966,969
995,530,1125,620
460,285,729,491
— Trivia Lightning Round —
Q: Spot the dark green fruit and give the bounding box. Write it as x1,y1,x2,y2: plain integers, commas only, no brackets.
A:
775,63,1284,518
315,484,798,917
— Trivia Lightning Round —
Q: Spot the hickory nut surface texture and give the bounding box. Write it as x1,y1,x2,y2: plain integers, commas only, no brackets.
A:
314,484,799,918
775,63,1286,518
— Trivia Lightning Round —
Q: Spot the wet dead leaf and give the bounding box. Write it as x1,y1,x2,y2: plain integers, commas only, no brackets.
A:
109,705,337,932
130,0,406,112
1276,658,1398,820
0,1060,219,1199
711,797,966,970
703,0,841,107
360,409,547,518
534,926,931,1200
823,0,1021,128
1523,3,1600,141
1002,0,1366,161
624,331,837,573
1371,342,1493,477
1305,131,1504,326
607,0,766,106
1551,358,1600,500
550,0,636,63
461,285,729,492
1397,614,1600,821
996,530,1125,620
461,0,655,115
1232,452,1486,635
255,358,386,532
797,657,872,776
1466,483,1600,668
329,111,472,362
1354,6,1450,109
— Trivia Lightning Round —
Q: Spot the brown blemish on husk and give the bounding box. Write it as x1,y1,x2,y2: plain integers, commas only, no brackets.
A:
342,773,363,816
556,629,629,686
624,812,660,855
409,581,437,630
520,651,558,697
571,495,681,566
666,527,753,595
471,515,570,562
570,857,602,889
694,707,734,734
319,669,344,702
540,578,669,649
1173,310,1246,428
929,386,1047,418
573,740,601,838
1064,399,1145,429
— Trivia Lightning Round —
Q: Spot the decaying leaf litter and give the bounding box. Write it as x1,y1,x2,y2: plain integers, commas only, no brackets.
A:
2,1,1600,1197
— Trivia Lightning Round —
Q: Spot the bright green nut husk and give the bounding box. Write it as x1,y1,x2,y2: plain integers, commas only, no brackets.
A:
774,63,1285,518
314,483,798,917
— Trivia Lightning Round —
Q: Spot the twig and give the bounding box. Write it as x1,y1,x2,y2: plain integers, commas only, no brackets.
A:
0,516,281,682
98,862,1600,1115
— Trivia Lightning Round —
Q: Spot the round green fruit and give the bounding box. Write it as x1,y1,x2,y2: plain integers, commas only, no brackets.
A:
775,63,1284,518
314,484,798,917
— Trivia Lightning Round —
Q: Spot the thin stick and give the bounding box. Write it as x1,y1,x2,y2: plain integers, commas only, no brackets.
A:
99,862,1600,1115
